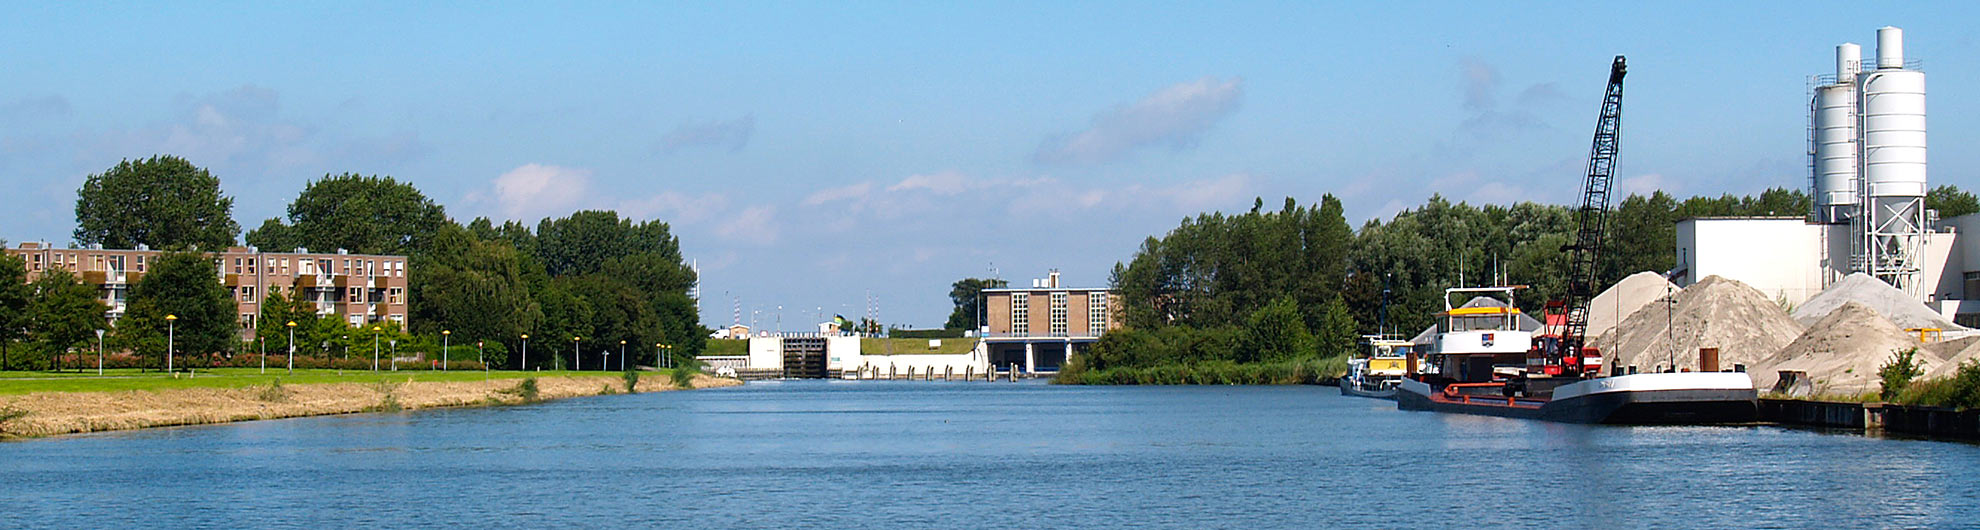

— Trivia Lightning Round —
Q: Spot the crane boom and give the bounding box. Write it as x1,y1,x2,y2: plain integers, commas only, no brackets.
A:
1556,56,1626,376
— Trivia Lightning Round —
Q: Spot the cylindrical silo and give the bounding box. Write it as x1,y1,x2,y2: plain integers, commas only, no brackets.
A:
1812,84,1857,222
1860,68,1925,199
1811,43,1862,224
1857,26,1927,297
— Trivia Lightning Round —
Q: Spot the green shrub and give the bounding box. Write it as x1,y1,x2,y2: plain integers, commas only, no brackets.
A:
1896,360,1980,409
622,369,640,393
670,364,698,389
1879,348,1925,401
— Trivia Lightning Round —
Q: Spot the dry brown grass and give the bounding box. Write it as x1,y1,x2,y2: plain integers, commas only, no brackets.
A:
0,372,740,438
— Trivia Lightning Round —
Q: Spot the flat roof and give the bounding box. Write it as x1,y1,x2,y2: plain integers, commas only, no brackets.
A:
982,287,1113,293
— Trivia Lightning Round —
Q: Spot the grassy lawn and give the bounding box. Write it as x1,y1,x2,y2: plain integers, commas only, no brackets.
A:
702,339,748,356
0,368,620,395
861,337,979,355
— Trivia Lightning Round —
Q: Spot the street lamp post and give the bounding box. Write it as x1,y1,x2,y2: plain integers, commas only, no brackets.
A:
618,340,626,372
343,335,349,361
571,337,581,372
286,321,297,374
372,326,381,371
165,314,177,373
95,329,104,376
259,336,267,374
477,340,485,371
390,339,398,371
442,330,451,372
521,334,529,371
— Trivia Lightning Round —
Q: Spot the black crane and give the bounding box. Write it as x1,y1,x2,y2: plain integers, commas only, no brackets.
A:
1549,55,1626,378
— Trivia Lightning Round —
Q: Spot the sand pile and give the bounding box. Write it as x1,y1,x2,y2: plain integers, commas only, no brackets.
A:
1927,341,1980,379
1587,271,1678,339
1792,273,1963,331
1754,301,1931,394
1592,275,1804,373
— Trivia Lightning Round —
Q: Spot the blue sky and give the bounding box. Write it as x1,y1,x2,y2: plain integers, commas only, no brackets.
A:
3,2,1977,329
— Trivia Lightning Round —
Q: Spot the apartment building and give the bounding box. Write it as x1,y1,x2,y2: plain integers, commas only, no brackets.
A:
6,242,410,338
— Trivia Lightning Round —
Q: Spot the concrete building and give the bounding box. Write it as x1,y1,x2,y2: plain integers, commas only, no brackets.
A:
5,242,411,338
980,270,1120,373
1674,215,1972,324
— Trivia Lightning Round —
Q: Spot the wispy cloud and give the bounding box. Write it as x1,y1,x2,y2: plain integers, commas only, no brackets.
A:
802,181,875,207
1034,77,1243,165
488,163,592,221
715,205,779,245
1,95,72,122
658,114,755,153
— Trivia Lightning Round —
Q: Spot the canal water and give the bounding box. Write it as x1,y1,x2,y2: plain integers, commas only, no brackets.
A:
3,381,1977,528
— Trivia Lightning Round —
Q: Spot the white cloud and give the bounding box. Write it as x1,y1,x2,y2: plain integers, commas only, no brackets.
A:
617,191,731,224
715,205,779,245
802,181,874,206
1035,76,1243,165
887,170,972,195
1615,173,1675,197
491,163,592,221
658,114,755,153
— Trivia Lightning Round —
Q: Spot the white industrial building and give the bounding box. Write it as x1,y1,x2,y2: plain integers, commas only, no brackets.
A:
1676,27,1980,326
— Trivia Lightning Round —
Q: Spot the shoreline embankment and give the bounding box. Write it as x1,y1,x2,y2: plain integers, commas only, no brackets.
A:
0,373,742,439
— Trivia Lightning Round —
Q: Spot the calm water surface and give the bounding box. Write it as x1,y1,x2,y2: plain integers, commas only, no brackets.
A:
3,381,1977,529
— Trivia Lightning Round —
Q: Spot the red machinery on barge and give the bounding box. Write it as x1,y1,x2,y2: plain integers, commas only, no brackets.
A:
1394,56,1757,424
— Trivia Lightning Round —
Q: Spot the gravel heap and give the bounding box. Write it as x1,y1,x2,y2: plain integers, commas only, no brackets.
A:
1587,271,1678,340
1753,301,1932,394
1927,340,1980,379
1792,273,1964,331
1592,275,1804,373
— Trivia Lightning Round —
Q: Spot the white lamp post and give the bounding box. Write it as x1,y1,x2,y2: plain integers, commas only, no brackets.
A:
571,337,581,372
521,334,529,371
618,340,626,371
165,314,177,373
442,330,451,371
95,329,104,375
286,321,297,374
372,326,381,371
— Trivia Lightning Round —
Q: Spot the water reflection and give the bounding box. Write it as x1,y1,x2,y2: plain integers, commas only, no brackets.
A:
1,381,1975,528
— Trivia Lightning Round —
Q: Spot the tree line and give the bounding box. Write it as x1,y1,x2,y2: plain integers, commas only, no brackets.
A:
1081,185,1979,376
0,155,705,371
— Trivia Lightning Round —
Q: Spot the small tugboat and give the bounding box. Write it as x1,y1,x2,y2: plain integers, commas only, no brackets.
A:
1340,335,1411,399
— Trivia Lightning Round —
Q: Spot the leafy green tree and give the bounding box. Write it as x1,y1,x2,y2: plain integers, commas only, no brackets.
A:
408,224,536,338
247,174,449,255
944,277,1009,330
74,155,238,250
1929,185,1980,219
27,267,108,371
0,254,31,369
533,211,682,277
1314,295,1358,358
120,251,238,368
1234,296,1314,363
243,218,297,252
253,290,320,355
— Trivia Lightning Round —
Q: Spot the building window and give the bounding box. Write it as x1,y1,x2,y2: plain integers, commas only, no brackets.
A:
388,287,403,304
240,313,255,329
136,255,145,272
241,286,256,303
1011,293,1029,336
1089,292,1108,336
1050,292,1069,337
348,286,361,301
